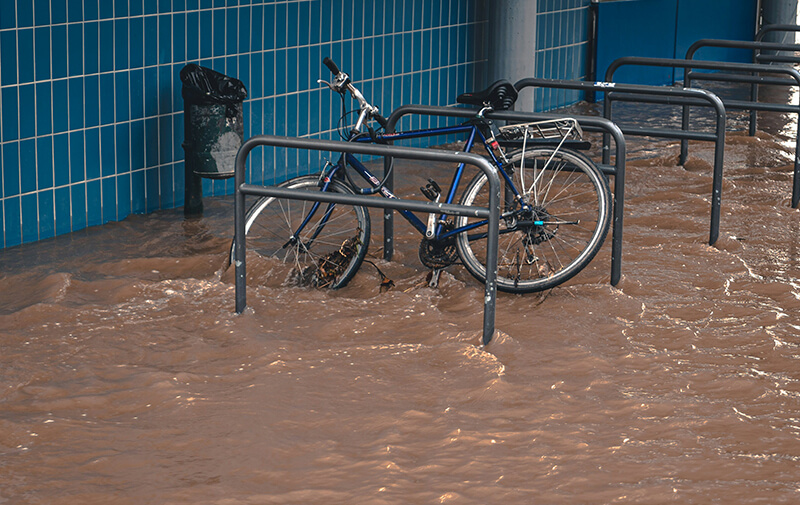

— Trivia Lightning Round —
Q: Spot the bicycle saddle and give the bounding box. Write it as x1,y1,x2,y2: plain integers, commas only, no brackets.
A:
457,80,518,111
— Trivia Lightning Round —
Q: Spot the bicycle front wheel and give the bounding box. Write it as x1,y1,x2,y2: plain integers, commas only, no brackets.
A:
455,147,611,293
233,175,371,289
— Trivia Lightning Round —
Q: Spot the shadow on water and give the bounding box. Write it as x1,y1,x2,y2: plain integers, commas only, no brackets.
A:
2,86,800,503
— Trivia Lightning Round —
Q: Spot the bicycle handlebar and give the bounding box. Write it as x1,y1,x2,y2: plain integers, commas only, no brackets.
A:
322,57,386,131
323,56,340,75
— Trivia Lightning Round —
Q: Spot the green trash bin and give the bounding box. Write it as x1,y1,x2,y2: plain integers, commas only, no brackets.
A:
180,64,248,179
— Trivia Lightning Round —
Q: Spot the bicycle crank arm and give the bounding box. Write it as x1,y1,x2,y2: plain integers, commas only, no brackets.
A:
425,196,440,239
421,179,442,239
425,214,437,238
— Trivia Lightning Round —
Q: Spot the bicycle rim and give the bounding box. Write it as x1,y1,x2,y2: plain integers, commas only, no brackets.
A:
456,148,611,293
234,175,370,289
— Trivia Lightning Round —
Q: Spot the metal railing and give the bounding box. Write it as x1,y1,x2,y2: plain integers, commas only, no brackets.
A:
606,56,800,208
755,24,800,52
233,135,503,345
381,105,627,286
514,79,726,246
684,37,800,137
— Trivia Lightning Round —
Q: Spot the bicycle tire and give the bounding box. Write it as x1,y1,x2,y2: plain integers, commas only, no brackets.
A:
455,147,611,293
231,175,371,289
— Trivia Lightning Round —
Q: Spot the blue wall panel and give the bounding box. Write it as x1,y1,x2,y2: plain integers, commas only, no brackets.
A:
675,0,758,62
532,0,593,112
596,0,759,85
0,0,636,248
596,0,678,85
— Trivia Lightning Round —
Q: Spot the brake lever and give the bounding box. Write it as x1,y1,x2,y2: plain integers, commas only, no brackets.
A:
317,79,337,92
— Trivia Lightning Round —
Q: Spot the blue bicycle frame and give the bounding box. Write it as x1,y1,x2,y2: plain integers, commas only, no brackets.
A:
320,121,533,243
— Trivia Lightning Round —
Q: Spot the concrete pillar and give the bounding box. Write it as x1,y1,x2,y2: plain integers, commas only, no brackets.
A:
486,0,538,111
761,0,799,44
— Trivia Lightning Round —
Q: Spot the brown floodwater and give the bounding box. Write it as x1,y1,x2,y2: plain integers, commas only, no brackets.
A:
2,87,800,504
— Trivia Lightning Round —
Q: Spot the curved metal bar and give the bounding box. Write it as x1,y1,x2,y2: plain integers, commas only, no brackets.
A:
233,135,501,345
607,56,800,209
514,77,723,161
514,78,725,246
685,38,800,61
385,104,627,286
755,24,800,42
606,56,800,85
684,38,800,137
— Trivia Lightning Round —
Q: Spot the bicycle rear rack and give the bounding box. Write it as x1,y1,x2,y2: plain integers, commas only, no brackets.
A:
496,118,584,142
232,135,503,346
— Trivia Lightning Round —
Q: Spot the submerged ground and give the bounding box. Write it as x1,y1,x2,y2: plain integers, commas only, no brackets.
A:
2,98,800,503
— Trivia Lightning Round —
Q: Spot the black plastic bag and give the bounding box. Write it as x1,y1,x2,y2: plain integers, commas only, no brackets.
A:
180,63,248,106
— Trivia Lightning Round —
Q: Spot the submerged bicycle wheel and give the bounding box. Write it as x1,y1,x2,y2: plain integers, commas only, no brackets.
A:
232,175,371,289
455,147,611,293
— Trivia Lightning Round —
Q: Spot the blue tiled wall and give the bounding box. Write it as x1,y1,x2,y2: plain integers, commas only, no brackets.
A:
533,0,592,111
0,0,593,249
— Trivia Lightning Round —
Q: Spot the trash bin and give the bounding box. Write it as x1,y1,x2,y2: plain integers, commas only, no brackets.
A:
180,64,248,179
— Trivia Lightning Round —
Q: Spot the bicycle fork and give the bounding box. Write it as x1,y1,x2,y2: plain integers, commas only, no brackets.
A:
281,164,342,253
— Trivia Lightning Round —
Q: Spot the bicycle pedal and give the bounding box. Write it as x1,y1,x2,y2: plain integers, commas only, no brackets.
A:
421,185,438,201
420,179,442,201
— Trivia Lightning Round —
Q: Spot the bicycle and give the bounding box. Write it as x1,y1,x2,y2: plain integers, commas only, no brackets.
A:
232,57,612,293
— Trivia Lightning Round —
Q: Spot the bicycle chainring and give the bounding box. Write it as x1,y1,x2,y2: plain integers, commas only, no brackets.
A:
418,222,459,269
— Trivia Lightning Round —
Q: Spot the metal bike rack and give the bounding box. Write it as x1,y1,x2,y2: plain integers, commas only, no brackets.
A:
685,37,800,137
514,78,726,246
684,37,800,139
688,37,800,65
606,56,800,208
382,105,627,287
755,24,800,57
233,135,503,345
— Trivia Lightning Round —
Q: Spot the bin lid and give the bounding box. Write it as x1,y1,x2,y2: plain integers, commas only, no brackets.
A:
180,63,248,105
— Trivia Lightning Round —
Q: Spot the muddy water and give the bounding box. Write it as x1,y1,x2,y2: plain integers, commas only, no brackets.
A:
3,97,800,504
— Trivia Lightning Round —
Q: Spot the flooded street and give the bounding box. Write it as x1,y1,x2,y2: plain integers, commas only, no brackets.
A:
2,95,800,503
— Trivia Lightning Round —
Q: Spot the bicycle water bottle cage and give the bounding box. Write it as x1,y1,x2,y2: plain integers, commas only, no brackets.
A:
456,80,518,111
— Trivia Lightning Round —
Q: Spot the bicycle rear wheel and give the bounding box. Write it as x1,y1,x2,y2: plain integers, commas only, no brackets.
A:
455,147,611,293
232,175,371,289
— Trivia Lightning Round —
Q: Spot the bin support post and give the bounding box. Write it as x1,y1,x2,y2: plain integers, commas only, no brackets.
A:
184,167,204,216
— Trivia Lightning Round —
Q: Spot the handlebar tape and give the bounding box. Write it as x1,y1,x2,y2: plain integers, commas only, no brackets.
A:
323,57,340,75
